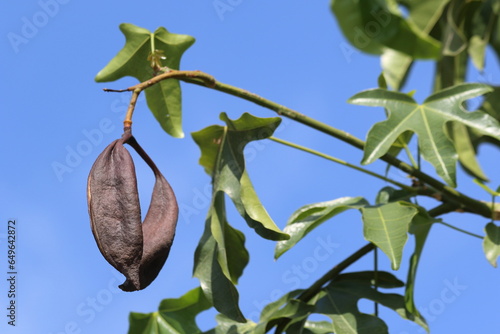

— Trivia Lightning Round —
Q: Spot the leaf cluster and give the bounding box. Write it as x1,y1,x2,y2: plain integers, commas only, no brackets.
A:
93,1,500,332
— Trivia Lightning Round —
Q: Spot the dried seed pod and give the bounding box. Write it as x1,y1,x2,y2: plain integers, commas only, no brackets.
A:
87,129,178,291
87,132,143,289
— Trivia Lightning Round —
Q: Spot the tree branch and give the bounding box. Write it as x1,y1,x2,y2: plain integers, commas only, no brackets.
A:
103,70,495,220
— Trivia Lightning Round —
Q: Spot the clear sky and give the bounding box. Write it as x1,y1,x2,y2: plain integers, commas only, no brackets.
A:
2,1,500,334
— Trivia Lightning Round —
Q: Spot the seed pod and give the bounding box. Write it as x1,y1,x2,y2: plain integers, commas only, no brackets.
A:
87,129,178,291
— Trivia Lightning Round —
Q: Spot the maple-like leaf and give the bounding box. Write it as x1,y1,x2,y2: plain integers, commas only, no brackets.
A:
349,83,500,186
95,23,195,138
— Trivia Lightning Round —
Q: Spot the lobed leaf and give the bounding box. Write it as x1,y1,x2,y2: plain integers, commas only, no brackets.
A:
349,83,498,186
192,113,288,241
95,23,195,138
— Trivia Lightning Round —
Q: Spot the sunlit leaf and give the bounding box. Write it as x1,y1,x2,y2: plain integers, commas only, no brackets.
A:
381,49,413,91
191,113,288,322
361,202,418,270
128,287,211,334
211,314,257,334
275,197,368,259
192,113,288,241
349,83,498,186
95,23,195,138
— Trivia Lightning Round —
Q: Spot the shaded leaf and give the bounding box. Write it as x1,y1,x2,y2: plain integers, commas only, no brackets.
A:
483,222,500,267
208,192,249,284
468,0,499,70
448,122,488,181
404,210,435,332
315,271,426,334
361,202,418,270
330,0,440,58
375,186,414,205
441,1,468,56
128,287,211,334
254,290,315,333
95,23,195,138
379,0,450,90
192,113,288,241
349,83,498,186
480,86,500,121
275,197,368,259
193,193,247,322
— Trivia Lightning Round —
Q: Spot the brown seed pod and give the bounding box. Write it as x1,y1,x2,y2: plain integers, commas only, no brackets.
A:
87,129,178,291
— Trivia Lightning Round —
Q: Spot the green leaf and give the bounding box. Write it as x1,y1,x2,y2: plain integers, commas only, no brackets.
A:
468,0,499,70
404,210,435,332
211,314,257,334
192,113,288,241
315,271,426,334
301,321,336,334
375,186,414,205
441,1,468,56
448,122,489,181
128,287,211,334
361,202,418,270
349,83,498,186
480,86,500,122
208,192,249,284
95,23,195,138
473,178,500,197
193,193,247,322
274,197,368,259
405,0,450,33
483,222,500,267
254,290,315,333
381,49,413,91
379,0,449,90
330,0,440,58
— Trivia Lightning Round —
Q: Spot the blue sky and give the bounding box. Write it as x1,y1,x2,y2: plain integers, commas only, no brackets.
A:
2,1,500,333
